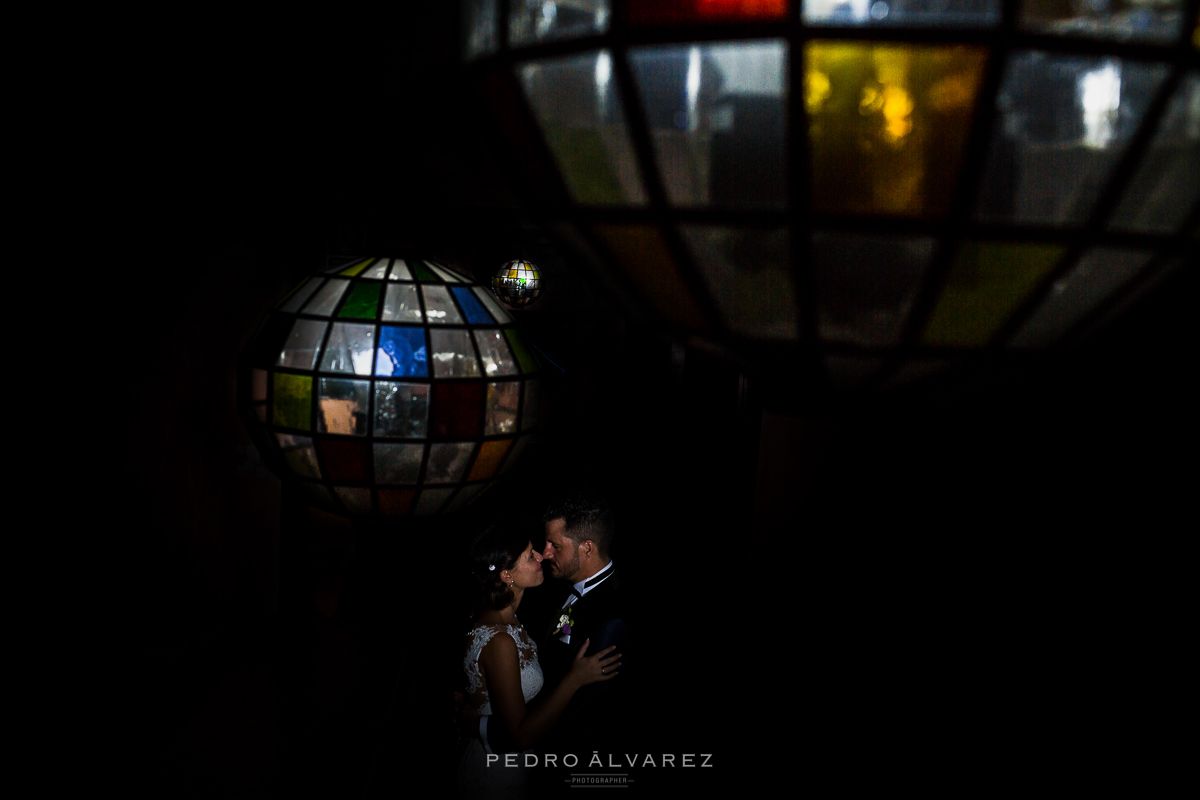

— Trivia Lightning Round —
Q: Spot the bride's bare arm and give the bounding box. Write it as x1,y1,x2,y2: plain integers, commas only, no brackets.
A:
480,634,620,751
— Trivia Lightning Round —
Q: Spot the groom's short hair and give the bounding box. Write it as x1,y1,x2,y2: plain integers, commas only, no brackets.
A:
543,492,614,558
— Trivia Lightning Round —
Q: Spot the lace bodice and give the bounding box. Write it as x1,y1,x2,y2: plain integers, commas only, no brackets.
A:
463,622,544,716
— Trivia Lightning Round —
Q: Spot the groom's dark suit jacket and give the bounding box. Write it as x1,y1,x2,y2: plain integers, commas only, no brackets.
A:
487,566,634,755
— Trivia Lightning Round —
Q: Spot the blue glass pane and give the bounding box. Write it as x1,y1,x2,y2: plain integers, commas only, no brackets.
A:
451,286,494,324
375,326,428,378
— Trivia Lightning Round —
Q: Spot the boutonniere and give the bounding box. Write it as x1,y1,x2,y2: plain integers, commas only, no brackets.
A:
554,606,575,636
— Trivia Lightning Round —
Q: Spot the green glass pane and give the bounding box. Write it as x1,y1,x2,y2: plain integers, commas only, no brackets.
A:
503,328,538,374
922,241,1064,347
411,261,439,282
272,373,312,429
806,42,987,218
338,281,381,319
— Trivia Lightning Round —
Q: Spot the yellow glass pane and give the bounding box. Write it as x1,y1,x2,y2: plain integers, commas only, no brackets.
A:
922,241,1064,347
339,258,375,277
589,224,708,330
806,42,987,218
467,439,513,481
509,269,519,279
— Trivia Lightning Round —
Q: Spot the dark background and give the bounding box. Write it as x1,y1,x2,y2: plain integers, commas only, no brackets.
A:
108,6,1192,797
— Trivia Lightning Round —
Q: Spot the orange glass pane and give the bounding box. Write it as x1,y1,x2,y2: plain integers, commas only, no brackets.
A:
806,41,987,218
628,0,788,25
589,224,708,330
467,439,514,482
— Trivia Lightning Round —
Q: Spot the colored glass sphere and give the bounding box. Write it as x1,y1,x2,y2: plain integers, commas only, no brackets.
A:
492,259,543,308
238,256,541,517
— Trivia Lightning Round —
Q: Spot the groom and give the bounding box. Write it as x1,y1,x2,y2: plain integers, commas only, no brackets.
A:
482,491,633,756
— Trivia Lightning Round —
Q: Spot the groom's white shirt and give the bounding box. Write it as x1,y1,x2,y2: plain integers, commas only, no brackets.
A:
557,559,614,644
479,560,616,753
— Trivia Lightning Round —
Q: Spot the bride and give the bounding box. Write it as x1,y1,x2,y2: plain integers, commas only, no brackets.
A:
456,525,620,799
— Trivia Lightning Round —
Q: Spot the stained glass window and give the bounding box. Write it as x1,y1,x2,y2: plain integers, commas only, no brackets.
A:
242,255,541,517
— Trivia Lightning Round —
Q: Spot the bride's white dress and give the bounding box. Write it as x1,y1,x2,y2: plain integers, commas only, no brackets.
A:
456,621,544,799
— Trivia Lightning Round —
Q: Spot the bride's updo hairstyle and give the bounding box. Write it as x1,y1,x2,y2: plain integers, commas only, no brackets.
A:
468,524,528,611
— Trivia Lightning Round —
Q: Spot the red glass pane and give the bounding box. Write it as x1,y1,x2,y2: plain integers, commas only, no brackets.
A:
627,0,788,26
318,440,370,482
378,488,417,517
429,383,485,439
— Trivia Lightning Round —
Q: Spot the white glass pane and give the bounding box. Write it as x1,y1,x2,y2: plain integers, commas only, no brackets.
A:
279,277,323,313
473,329,518,376
389,259,413,281
422,285,465,325
362,258,390,279
1110,72,1200,233
519,51,648,206
1009,248,1154,347
319,322,376,375
509,0,609,46
1020,0,1184,43
804,0,1000,27
976,53,1169,226
301,278,350,316
425,261,461,283
425,442,476,484
374,442,424,484
374,381,429,438
430,329,482,378
630,41,787,209
463,0,499,60
382,283,424,323
276,319,328,370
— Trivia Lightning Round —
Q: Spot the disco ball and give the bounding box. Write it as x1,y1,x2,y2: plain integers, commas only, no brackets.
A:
238,256,541,517
461,0,1198,390
492,259,543,308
